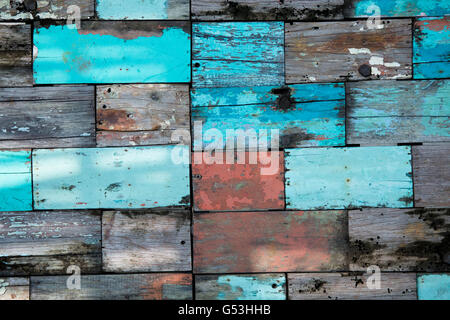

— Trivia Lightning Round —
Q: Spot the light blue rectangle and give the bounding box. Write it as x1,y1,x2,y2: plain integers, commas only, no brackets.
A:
96,0,189,19
418,274,450,300
352,0,450,17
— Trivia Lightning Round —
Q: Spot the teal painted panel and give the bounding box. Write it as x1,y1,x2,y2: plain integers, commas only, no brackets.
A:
192,83,345,149
285,146,413,210
418,274,450,300
192,22,284,88
347,0,450,17
33,145,190,209
414,17,450,79
96,0,189,19
0,150,32,211
33,22,190,84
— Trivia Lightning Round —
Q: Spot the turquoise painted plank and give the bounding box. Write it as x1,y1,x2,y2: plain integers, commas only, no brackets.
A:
346,0,450,17
32,145,190,209
33,22,190,84
414,17,450,79
96,0,189,19
192,22,284,88
418,274,450,300
285,146,413,210
196,274,286,300
0,150,32,211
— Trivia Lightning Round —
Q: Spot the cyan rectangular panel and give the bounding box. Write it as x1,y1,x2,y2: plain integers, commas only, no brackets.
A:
33,21,190,84
33,145,190,209
285,146,413,210
0,150,32,211
414,17,450,79
346,0,450,17
96,0,189,19
418,274,450,300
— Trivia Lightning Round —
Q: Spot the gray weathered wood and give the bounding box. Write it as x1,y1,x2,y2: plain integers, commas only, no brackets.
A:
288,273,417,300
30,273,193,300
191,0,344,20
102,209,191,273
0,211,101,276
285,19,412,83
0,0,94,19
349,208,450,272
413,143,450,208
96,84,190,147
0,86,95,148
0,277,29,300
0,23,32,86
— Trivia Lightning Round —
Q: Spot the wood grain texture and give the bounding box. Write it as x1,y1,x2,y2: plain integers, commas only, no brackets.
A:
102,209,191,272
0,86,95,149
349,208,450,272
33,145,190,210
288,273,416,300
191,83,345,149
285,146,413,210
418,274,450,300
196,274,286,300
192,22,284,88
0,0,94,19
0,277,29,300
96,84,190,147
0,23,32,86
193,211,348,273
0,150,32,212
97,0,189,19
285,19,412,83
347,80,450,145
413,144,450,208
30,273,192,300
33,21,190,84
0,211,101,276
414,17,450,79
191,0,344,20
192,152,284,211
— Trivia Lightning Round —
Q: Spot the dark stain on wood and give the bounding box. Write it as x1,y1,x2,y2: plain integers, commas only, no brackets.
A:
271,86,295,112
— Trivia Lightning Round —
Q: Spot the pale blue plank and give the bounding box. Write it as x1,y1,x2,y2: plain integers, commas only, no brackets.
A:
285,146,413,210
33,145,190,209
96,0,189,19
347,0,450,17
418,274,450,300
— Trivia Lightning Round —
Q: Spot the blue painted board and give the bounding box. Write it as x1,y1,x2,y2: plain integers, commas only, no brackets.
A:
346,0,450,17
192,22,284,88
96,0,189,20
0,150,32,211
196,274,286,300
418,274,450,300
414,17,450,79
32,145,190,209
33,22,190,84
285,146,413,210
192,83,345,149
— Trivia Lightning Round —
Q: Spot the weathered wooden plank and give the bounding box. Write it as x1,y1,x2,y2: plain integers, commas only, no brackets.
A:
192,152,284,211
0,86,95,149
192,22,284,88
347,80,450,145
33,145,190,210
33,21,190,84
0,211,101,276
414,17,450,79
192,0,344,20
0,277,29,300
30,273,192,300
0,0,94,19
193,211,348,273
285,146,413,210
349,208,450,272
96,84,190,147
102,209,191,272
0,23,32,86
344,0,450,18
196,274,286,300
417,274,450,300
97,0,189,19
0,150,31,212
285,20,412,83
192,83,345,149
413,144,450,208
288,273,416,300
